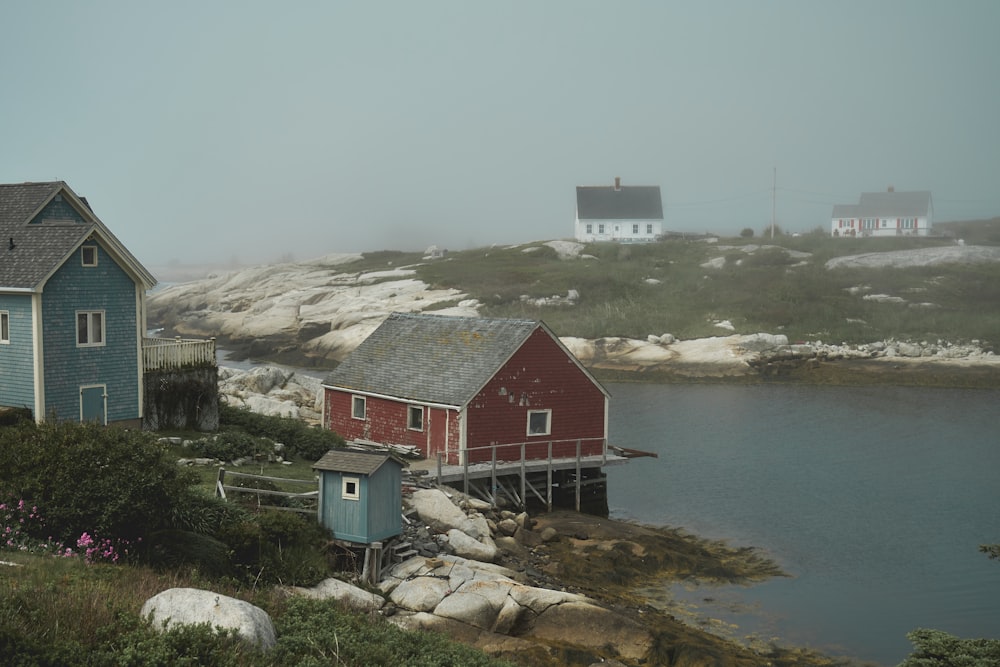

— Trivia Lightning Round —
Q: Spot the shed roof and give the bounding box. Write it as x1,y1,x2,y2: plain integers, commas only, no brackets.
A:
323,312,582,406
0,181,156,291
576,183,663,220
313,449,402,475
832,190,933,219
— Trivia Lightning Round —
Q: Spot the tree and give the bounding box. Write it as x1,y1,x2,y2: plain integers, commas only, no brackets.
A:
898,629,1000,666
740,227,754,238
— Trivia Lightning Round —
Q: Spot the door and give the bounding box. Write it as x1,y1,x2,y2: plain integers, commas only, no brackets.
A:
80,385,107,424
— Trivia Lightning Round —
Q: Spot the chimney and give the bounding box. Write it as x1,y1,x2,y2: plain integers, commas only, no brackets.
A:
614,176,621,191
888,185,894,192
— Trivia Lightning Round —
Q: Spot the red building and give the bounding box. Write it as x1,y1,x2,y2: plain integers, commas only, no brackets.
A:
322,312,609,465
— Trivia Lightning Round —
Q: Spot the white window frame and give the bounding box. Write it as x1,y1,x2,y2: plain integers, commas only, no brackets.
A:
585,223,592,234
76,310,105,347
526,409,552,437
647,223,653,234
342,476,360,500
598,224,605,234
81,245,98,267
0,311,9,344
351,395,366,420
408,405,424,431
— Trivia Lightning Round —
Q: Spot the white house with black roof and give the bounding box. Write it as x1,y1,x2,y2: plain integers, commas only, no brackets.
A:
831,188,933,237
575,177,663,243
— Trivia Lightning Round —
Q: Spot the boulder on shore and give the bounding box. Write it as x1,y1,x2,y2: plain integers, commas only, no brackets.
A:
140,588,276,650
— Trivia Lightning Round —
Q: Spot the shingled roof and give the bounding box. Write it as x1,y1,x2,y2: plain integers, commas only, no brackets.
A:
576,181,663,220
0,181,155,291
322,312,549,407
312,449,402,475
832,190,933,219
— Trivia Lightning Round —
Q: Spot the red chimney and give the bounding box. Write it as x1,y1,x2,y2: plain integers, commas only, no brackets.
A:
614,176,621,191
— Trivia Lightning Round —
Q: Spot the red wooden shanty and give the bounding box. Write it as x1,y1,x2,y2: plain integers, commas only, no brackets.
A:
321,312,609,466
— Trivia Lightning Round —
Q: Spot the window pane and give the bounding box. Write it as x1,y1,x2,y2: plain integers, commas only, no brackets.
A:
92,313,102,343
78,313,88,344
528,411,549,435
352,396,365,419
1,313,8,341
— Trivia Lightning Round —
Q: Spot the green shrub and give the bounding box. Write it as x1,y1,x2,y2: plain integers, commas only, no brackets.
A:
899,628,1000,666
188,430,271,462
220,405,344,461
0,422,196,545
218,510,330,587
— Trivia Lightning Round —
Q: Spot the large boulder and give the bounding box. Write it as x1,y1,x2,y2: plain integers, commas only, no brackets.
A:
140,588,276,650
446,529,499,563
288,578,385,611
409,488,472,533
526,600,654,663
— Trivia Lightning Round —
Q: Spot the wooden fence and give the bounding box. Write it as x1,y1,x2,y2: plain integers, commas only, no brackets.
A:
216,469,318,515
142,336,217,371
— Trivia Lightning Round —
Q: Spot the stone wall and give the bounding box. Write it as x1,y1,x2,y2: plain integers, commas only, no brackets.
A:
143,367,219,432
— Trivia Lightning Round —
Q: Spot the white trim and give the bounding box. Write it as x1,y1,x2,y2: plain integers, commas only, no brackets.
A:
351,394,366,420
75,310,106,347
32,293,44,422
0,311,8,344
407,404,424,431
322,385,460,411
79,383,107,425
81,244,98,267
526,408,552,437
342,476,360,500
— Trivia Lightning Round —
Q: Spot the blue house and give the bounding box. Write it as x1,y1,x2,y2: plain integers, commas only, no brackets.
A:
0,181,157,426
313,449,404,544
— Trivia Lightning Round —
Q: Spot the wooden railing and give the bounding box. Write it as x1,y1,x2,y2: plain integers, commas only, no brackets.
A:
142,336,217,371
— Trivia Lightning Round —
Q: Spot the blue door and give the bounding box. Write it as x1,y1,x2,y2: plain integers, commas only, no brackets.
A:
80,385,106,424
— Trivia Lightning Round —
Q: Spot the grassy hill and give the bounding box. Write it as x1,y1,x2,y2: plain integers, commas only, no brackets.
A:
403,229,1000,348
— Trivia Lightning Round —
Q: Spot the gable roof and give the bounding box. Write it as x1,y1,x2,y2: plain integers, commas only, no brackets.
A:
322,312,604,407
313,449,402,475
0,181,156,291
832,190,933,219
576,182,663,220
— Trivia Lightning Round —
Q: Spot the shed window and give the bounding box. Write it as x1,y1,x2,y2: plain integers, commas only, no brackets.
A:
81,245,97,267
76,311,105,347
527,409,552,436
585,223,592,234
0,311,9,344
632,224,639,234
647,224,653,234
408,405,424,431
598,224,605,234
342,476,360,500
351,395,366,420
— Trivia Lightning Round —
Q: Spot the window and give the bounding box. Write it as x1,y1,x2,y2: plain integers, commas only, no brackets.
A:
351,395,366,419
76,311,104,346
81,245,97,267
408,405,424,431
647,224,653,234
0,311,8,344
342,476,360,500
598,224,605,234
526,409,552,436
585,223,592,234
632,224,639,234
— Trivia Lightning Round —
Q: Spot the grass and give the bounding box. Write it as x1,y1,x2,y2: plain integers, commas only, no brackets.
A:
410,231,1000,347
0,554,513,666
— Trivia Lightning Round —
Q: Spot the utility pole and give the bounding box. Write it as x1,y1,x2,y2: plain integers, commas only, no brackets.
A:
771,166,776,239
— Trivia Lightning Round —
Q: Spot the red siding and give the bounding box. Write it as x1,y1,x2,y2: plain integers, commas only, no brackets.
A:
465,328,606,464
325,389,459,458
324,326,607,465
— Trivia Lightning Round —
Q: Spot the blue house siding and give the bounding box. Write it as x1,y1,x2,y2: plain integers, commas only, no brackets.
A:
317,464,402,544
29,196,89,226
0,294,36,410
41,240,140,422
320,471,369,543
366,465,402,542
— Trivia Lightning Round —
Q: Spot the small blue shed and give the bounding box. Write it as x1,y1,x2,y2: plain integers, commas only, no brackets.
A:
313,449,404,544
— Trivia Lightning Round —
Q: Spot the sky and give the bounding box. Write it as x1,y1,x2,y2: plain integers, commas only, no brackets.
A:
3,1,999,269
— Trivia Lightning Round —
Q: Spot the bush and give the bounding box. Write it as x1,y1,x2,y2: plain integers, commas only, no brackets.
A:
218,510,330,587
0,422,197,545
188,430,272,462
220,405,344,461
899,628,1000,666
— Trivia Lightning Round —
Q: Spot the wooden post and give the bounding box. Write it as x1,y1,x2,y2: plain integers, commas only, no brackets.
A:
436,452,442,486
575,439,582,512
216,468,227,500
491,445,497,508
546,441,553,512
463,450,469,497
520,443,527,510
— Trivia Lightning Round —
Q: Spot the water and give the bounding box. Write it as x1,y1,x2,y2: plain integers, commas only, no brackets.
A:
605,383,1000,665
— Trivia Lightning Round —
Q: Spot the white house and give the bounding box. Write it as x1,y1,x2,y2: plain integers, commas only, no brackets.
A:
575,177,663,243
831,188,933,238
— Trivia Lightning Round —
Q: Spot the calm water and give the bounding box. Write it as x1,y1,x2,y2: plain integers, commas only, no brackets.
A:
605,383,1000,666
